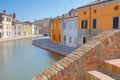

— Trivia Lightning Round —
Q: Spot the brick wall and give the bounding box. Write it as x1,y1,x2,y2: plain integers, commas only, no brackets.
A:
32,30,120,80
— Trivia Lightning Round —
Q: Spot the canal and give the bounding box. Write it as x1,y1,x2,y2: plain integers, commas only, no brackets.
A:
0,38,62,80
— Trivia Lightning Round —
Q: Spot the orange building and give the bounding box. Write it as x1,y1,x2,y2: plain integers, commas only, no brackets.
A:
78,0,120,30
50,17,62,44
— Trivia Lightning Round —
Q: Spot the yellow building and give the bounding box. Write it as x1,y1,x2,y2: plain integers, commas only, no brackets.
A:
78,0,120,30
23,23,32,36
50,17,62,44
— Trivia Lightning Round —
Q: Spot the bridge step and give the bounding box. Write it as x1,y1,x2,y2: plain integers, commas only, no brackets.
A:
102,59,120,76
86,70,115,80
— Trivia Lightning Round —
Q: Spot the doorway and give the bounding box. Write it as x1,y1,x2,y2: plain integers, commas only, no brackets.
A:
0,32,1,38
83,36,87,44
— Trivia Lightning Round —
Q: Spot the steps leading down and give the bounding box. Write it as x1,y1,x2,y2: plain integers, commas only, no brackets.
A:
85,59,120,80
102,59,120,76
86,70,115,80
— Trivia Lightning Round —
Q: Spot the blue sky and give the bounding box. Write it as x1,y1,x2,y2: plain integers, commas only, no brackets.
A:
0,0,93,22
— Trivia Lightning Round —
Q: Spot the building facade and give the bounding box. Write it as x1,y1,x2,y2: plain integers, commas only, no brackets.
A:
0,10,13,38
14,23,26,37
77,0,120,45
62,9,78,48
33,25,39,35
23,21,34,36
33,18,50,35
50,17,62,44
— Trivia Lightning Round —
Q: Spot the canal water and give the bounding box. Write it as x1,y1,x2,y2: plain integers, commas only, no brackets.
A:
0,38,62,80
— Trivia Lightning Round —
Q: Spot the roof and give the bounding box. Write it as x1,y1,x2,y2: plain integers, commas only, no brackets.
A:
77,0,114,9
23,21,33,25
68,8,77,13
0,12,12,17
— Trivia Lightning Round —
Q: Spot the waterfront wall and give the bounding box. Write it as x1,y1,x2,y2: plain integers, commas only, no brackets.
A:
32,42,67,57
33,30,120,80
0,35,38,43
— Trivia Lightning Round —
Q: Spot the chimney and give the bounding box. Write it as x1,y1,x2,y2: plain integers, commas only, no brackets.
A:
10,14,12,17
62,14,64,18
3,10,6,15
13,12,16,19
97,0,101,2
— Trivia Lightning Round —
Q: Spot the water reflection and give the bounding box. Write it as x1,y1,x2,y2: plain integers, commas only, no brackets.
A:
0,38,62,80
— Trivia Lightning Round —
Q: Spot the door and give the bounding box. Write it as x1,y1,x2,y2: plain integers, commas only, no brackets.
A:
83,36,87,44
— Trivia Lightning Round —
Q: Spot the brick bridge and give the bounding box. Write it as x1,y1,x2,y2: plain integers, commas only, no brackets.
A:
32,30,120,80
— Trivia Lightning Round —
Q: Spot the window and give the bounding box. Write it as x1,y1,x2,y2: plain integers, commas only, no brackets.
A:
92,19,97,29
0,25,2,29
7,31,8,36
9,32,10,37
6,18,8,22
59,35,61,42
64,35,66,42
114,6,119,11
7,18,11,22
81,20,87,29
63,22,66,29
53,34,55,40
54,23,56,29
83,11,86,15
2,32,4,36
69,36,72,43
113,17,119,29
0,32,1,38
2,17,4,21
69,21,72,29
59,23,61,29
94,10,97,13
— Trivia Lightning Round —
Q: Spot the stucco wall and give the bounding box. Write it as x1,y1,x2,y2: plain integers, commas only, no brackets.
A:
62,18,78,48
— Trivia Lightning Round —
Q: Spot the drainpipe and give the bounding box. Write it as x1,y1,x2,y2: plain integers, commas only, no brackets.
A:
89,0,92,34
50,18,52,42
62,15,64,45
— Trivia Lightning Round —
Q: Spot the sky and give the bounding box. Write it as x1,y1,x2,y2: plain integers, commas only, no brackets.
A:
0,0,94,22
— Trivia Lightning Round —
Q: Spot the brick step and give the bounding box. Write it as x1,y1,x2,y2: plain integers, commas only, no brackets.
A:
102,59,120,76
96,69,120,80
86,70,116,80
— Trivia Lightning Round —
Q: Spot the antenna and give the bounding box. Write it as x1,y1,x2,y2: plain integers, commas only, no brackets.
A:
71,0,73,8
57,0,59,16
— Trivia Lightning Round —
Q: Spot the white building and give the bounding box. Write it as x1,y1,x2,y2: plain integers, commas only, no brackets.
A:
0,23,2,38
0,10,12,38
33,25,39,35
14,23,26,37
62,9,78,48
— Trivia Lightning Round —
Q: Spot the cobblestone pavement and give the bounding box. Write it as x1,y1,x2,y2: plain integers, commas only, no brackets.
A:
33,38,77,54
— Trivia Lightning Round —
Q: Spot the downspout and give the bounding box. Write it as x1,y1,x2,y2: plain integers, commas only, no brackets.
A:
89,3,92,34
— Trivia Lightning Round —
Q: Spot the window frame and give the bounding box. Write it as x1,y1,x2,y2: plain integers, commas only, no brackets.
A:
92,18,97,29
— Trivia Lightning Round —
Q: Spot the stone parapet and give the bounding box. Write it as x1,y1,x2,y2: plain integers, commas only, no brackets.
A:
32,30,120,80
